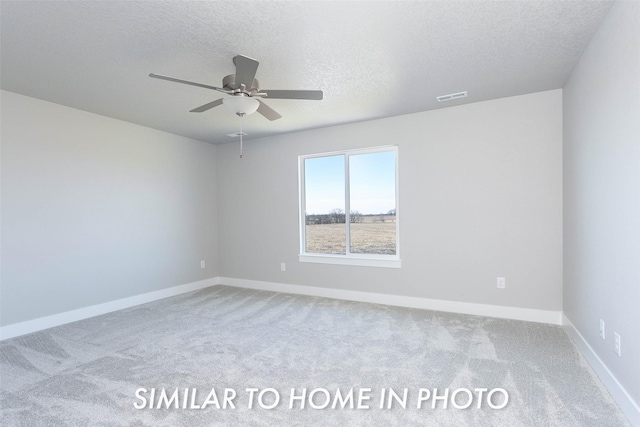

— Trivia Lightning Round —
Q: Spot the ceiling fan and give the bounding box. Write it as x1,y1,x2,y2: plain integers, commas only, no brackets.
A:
149,55,323,121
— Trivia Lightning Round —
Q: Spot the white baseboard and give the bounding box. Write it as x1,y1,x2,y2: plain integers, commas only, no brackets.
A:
563,314,640,426
218,277,563,325
0,275,562,338
0,277,219,341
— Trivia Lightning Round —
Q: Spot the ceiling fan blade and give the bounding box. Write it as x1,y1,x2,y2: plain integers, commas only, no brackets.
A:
262,90,323,100
256,99,282,121
190,98,224,113
233,55,259,89
149,73,230,94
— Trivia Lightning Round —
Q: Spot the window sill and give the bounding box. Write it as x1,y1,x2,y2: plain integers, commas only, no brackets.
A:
299,254,401,269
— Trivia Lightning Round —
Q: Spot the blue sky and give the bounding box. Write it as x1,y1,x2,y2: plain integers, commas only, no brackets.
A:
304,151,396,215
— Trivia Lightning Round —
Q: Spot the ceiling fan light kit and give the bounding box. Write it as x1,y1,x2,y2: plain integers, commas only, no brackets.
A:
223,95,260,116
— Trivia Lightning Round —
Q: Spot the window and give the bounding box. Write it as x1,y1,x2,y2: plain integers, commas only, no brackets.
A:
299,146,400,268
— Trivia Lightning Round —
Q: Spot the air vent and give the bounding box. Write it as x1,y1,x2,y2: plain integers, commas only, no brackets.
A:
227,131,248,137
436,91,468,103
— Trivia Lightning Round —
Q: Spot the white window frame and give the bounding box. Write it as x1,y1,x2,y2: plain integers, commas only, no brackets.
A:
298,145,400,268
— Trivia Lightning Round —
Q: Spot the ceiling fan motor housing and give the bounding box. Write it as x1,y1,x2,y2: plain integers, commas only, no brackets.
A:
223,74,259,94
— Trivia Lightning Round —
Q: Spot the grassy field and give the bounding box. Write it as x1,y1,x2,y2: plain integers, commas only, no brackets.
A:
305,222,396,255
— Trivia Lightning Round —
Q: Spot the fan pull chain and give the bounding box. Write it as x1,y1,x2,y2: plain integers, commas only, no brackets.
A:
237,112,245,159
240,117,243,159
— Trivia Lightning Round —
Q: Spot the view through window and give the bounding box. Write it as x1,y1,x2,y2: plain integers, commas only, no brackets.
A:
300,147,398,260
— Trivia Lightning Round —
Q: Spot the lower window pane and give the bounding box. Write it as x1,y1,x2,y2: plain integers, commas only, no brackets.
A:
305,222,346,255
350,219,396,255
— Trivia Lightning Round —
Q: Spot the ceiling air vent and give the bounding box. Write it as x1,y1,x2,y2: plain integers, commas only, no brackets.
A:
227,131,248,137
436,91,468,103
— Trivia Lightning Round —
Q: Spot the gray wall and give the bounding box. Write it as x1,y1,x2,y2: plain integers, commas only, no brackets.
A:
1,91,218,326
217,90,563,311
563,0,640,404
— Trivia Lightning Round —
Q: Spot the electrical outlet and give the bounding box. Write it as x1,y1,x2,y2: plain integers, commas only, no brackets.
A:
497,277,506,289
599,319,605,339
614,332,621,357
280,262,286,272
200,260,206,269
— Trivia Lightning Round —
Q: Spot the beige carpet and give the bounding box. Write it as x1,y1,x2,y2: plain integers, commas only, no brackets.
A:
0,285,629,426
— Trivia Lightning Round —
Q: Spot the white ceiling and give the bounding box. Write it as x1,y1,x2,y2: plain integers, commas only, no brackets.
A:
1,0,614,144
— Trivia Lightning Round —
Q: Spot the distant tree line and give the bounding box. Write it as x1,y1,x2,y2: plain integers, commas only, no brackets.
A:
306,208,395,225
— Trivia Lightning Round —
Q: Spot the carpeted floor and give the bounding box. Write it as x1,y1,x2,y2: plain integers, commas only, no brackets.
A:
0,285,629,426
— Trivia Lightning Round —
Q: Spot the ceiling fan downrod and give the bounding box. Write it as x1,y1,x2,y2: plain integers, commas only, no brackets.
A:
238,112,245,159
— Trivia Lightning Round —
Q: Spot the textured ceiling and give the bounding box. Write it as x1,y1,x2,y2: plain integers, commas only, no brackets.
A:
1,1,614,144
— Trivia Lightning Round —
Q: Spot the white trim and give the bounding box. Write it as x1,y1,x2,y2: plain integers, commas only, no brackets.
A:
298,155,307,255
0,277,220,341
344,152,351,251
563,314,640,426
219,277,562,325
299,254,401,268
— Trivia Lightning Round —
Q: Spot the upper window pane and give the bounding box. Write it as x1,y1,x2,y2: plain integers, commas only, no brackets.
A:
304,155,346,254
349,151,397,255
